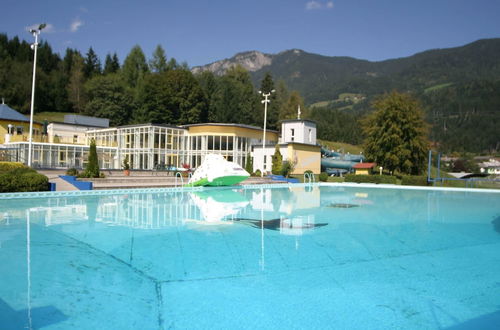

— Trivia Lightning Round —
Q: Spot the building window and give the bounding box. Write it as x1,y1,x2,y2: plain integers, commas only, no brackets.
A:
291,128,295,142
16,126,24,135
73,135,78,143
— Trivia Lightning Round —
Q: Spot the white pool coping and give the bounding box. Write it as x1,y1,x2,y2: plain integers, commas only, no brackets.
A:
0,182,498,199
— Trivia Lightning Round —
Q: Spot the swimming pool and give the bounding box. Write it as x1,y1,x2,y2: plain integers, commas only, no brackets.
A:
0,184,499,329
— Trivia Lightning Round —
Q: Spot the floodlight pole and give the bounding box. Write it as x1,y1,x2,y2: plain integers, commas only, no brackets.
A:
259,90,274,177
28,25,44,167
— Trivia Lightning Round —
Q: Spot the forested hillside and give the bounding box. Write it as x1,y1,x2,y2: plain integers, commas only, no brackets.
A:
247,39,500,153
1,33,498,153
0,34,301,131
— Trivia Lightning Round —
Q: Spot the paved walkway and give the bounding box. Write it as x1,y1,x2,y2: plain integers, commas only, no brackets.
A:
38,170,79,191
37,170,288,191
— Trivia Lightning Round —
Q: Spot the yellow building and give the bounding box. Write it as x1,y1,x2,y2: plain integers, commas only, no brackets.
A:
183,123,279,168
353,162,376,175
0,102,43,144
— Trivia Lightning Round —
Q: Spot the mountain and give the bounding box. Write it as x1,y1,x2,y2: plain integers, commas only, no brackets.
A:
193,39,500,153
192,50,273,76
193,39,500,105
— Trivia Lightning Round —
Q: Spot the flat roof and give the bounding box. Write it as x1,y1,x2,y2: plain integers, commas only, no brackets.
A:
280,119,317,125
49,121,104,128
182,123,279,133
353,162,376,169
114,123,187,130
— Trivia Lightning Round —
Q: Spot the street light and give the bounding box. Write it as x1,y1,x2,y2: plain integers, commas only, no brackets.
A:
258,89,275,177
27,23,46,167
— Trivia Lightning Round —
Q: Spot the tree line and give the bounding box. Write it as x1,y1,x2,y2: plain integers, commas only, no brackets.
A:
0,34,305,129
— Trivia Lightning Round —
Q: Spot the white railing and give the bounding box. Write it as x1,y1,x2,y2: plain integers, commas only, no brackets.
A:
304,172,315,184
175,172,184,187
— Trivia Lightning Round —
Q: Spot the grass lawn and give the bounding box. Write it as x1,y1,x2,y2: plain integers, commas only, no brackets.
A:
33,112,74,123
317,139,363,154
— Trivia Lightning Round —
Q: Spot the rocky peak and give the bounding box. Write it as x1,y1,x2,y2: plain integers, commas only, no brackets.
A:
192,50,273,76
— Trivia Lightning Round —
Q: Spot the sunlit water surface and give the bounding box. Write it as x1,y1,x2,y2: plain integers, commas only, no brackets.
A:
0,185,499,329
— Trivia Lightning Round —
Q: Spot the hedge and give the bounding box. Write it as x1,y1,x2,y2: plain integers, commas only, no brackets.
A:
401,175,430,186
0,167,50,192
345,174,398,184
0,161,27,173
319,172,329,182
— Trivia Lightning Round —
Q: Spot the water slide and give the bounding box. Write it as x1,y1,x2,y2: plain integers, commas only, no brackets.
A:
320,147,364,175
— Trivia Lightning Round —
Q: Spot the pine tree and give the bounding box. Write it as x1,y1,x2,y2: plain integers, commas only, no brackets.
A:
67,53,86,113
271,144,283,175
83,47,101,78
245,152,253,174
259,72,280,130
121,45,149,88
362,91,429,175
280,91,304,120
103,53,120,74
84,138,100,178
149,45,168,73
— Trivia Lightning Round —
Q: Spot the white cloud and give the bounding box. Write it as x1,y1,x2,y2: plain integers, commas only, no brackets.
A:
306,1,322,10
305,1,334,10
70,18,84,32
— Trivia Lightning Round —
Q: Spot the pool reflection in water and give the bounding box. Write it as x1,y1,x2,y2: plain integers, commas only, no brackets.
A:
0,185,499,329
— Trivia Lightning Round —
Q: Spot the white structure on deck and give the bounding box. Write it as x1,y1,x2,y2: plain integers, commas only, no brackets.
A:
253,119,320,175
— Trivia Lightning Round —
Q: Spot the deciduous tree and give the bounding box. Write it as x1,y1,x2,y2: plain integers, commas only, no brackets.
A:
84,74,133,126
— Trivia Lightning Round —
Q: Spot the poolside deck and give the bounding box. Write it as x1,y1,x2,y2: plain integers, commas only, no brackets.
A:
37,170,286,191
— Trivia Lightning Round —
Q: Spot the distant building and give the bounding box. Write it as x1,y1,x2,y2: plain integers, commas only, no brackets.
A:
0,101,43,144
353,162,376,175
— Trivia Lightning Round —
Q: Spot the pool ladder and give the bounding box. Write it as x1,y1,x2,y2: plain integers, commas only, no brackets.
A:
175,172,193,187
304,172,315,184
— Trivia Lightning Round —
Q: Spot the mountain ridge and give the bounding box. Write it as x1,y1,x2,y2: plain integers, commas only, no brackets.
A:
192,38,500,104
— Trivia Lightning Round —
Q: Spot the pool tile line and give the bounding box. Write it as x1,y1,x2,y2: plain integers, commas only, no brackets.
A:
1,182,497,200
155,282,164,329
43,226,168,329
0,183,309,199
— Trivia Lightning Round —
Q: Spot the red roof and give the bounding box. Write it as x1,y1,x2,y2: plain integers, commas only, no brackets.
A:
353,162,377,169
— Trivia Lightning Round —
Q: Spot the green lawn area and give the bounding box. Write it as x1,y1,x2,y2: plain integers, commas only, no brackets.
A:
33,112,74,123
317,139,363,154
424,82,453,93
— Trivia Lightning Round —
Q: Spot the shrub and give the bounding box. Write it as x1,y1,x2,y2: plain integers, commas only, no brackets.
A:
281,160,295,178
122,155,130,170
319,172,329,182
401,175,429,186
345,174,398,184
66,168,79,176
82,138,100,178
0,167,49,192
0,162,27,173
272,145,283,175
253,169,262,177
245,153,253,174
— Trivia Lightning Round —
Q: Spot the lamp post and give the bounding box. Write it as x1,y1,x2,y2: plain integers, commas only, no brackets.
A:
259,89,274,177
27,23,46,167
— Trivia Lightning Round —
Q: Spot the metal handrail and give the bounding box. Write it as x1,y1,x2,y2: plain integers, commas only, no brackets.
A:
303,172,315,184
175,172,184,187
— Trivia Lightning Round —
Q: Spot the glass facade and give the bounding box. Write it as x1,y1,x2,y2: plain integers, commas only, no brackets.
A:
3,124,277,170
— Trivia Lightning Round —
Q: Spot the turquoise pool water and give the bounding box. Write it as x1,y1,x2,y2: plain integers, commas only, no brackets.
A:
0,184,499,329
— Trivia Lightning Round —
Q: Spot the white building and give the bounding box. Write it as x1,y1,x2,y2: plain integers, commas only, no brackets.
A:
253,119,320,175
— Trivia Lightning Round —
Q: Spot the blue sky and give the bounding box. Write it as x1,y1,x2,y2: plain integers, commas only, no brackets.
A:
2,0,500,66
